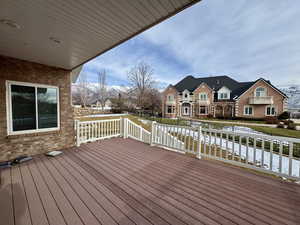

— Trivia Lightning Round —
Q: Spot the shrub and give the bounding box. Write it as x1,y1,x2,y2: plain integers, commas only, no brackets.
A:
278,111,290,120
288,123,296,130
207,114,214,118
265,116,279,124
277,123,285,128
284,120,294,126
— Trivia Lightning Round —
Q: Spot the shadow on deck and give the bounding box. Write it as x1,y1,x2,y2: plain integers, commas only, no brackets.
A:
1,138,300,225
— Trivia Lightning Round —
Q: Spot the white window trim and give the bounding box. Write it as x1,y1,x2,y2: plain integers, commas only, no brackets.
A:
243,105,253,116
167,94,174,102
199,92,207,101
265,105,276,116
6,80,60,135
255,86,267,97
199,106,208,115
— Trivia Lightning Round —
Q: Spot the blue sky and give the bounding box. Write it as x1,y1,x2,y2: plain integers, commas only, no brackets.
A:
81,0,300,88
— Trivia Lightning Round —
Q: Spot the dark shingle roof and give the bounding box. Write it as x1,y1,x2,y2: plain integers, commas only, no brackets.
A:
173,75,287,100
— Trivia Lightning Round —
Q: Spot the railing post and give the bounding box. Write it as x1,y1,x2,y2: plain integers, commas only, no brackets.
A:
76,120,80,147
123,118,127,139
150,121,156,146
197,126,202,159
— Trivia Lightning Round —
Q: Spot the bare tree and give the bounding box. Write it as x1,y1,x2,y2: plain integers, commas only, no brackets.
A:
127,62,155,109
77,73,92,107
95,69,110,110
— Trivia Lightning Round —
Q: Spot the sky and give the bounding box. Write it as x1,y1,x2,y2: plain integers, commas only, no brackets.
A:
80,0,300,88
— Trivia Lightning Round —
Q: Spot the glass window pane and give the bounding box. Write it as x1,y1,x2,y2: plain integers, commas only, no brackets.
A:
37,88,58,129
11,85,36,131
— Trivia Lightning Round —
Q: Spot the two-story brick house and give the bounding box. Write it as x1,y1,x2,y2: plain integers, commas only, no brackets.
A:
162,75,288,119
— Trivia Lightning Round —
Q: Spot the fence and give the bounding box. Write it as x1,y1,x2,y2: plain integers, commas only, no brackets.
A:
75,118,300,180
151,122,300,180
75,118,151,146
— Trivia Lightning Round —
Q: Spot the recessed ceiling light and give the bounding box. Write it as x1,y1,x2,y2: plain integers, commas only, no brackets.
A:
0,19,21,29
49,37,62,44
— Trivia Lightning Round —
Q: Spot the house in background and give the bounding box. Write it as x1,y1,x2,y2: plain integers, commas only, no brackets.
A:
0,0,200,162
162,75,288,119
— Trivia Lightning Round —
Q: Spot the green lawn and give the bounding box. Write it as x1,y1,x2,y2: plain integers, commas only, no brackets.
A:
192,117,266,124
248,126,300,139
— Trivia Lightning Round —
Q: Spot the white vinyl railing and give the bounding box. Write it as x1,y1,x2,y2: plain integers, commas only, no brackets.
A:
124,118,151,144
75,119,121,145
75,118,300,180
75,118,151,146
151,122,300,180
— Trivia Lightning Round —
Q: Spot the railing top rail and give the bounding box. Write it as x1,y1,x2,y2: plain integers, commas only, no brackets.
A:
203,127,300,143
154,122,300,143
78,118,121,124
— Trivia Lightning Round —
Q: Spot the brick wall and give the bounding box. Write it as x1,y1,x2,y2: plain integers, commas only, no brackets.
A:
0,56,75,162
162,86,178,118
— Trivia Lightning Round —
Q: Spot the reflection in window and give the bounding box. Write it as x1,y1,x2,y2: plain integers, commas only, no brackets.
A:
11,85,36,131
256,87,266,97
38,88,58,128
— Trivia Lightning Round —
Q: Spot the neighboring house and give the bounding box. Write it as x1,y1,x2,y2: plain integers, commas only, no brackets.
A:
162,75,288,119
0,1,198,162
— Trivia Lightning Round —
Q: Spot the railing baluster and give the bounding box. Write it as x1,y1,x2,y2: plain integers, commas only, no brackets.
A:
239,136,242,162
246,137,249,164
214,132,217,158
226,133,229,160
232,135,235,160
270,140,273,171
253,138,256,166
261,139,265,168
208,131,212,157
288,142,293,176
279,142,283,174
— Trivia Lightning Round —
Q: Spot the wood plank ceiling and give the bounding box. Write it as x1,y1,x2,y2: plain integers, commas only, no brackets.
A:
0,0,200,70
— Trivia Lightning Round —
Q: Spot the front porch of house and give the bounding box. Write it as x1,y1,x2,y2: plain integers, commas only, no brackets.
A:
1,137,300,225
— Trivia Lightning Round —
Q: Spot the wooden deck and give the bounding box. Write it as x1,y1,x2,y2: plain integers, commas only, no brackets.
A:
1,138,300,225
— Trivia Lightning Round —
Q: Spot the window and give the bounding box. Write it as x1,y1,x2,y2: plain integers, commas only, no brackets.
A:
255,87,266,97
199,106,207,115
167,95,174,102
266,105,276,116
199,93,207,101
244,106,253,115
219,93,228,99
7,81,59,135
167,105,175,114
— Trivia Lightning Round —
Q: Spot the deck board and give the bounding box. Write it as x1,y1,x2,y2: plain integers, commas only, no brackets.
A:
1,137,300,225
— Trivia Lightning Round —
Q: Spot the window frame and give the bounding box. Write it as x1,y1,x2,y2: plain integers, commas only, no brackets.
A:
199,105,208,115
265,105,276,116
255,87,266,97
199,92,207,101
6,80,60,135
243,105,253,116
219,92,229,100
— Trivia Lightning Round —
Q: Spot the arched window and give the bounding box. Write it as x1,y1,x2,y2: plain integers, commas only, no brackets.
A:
255,87,266,97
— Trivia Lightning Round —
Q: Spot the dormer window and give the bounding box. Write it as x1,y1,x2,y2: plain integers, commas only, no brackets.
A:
217,86,231,100
219,93,228,99
255,87,266,97
182,90,190,100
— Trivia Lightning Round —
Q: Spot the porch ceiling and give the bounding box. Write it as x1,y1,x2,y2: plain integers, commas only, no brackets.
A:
0,0,200,70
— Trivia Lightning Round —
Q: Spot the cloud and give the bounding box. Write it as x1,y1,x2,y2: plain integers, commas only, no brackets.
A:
83,0,300,88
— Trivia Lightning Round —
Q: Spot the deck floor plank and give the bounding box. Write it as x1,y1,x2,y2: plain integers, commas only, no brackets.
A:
39,156,100,225
92,139,297,225
19,164,49,225
72,145,228,225
28,160,67,225
0,168,14,225
34,157,84,225
11,166,32,225
1,137,300,225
